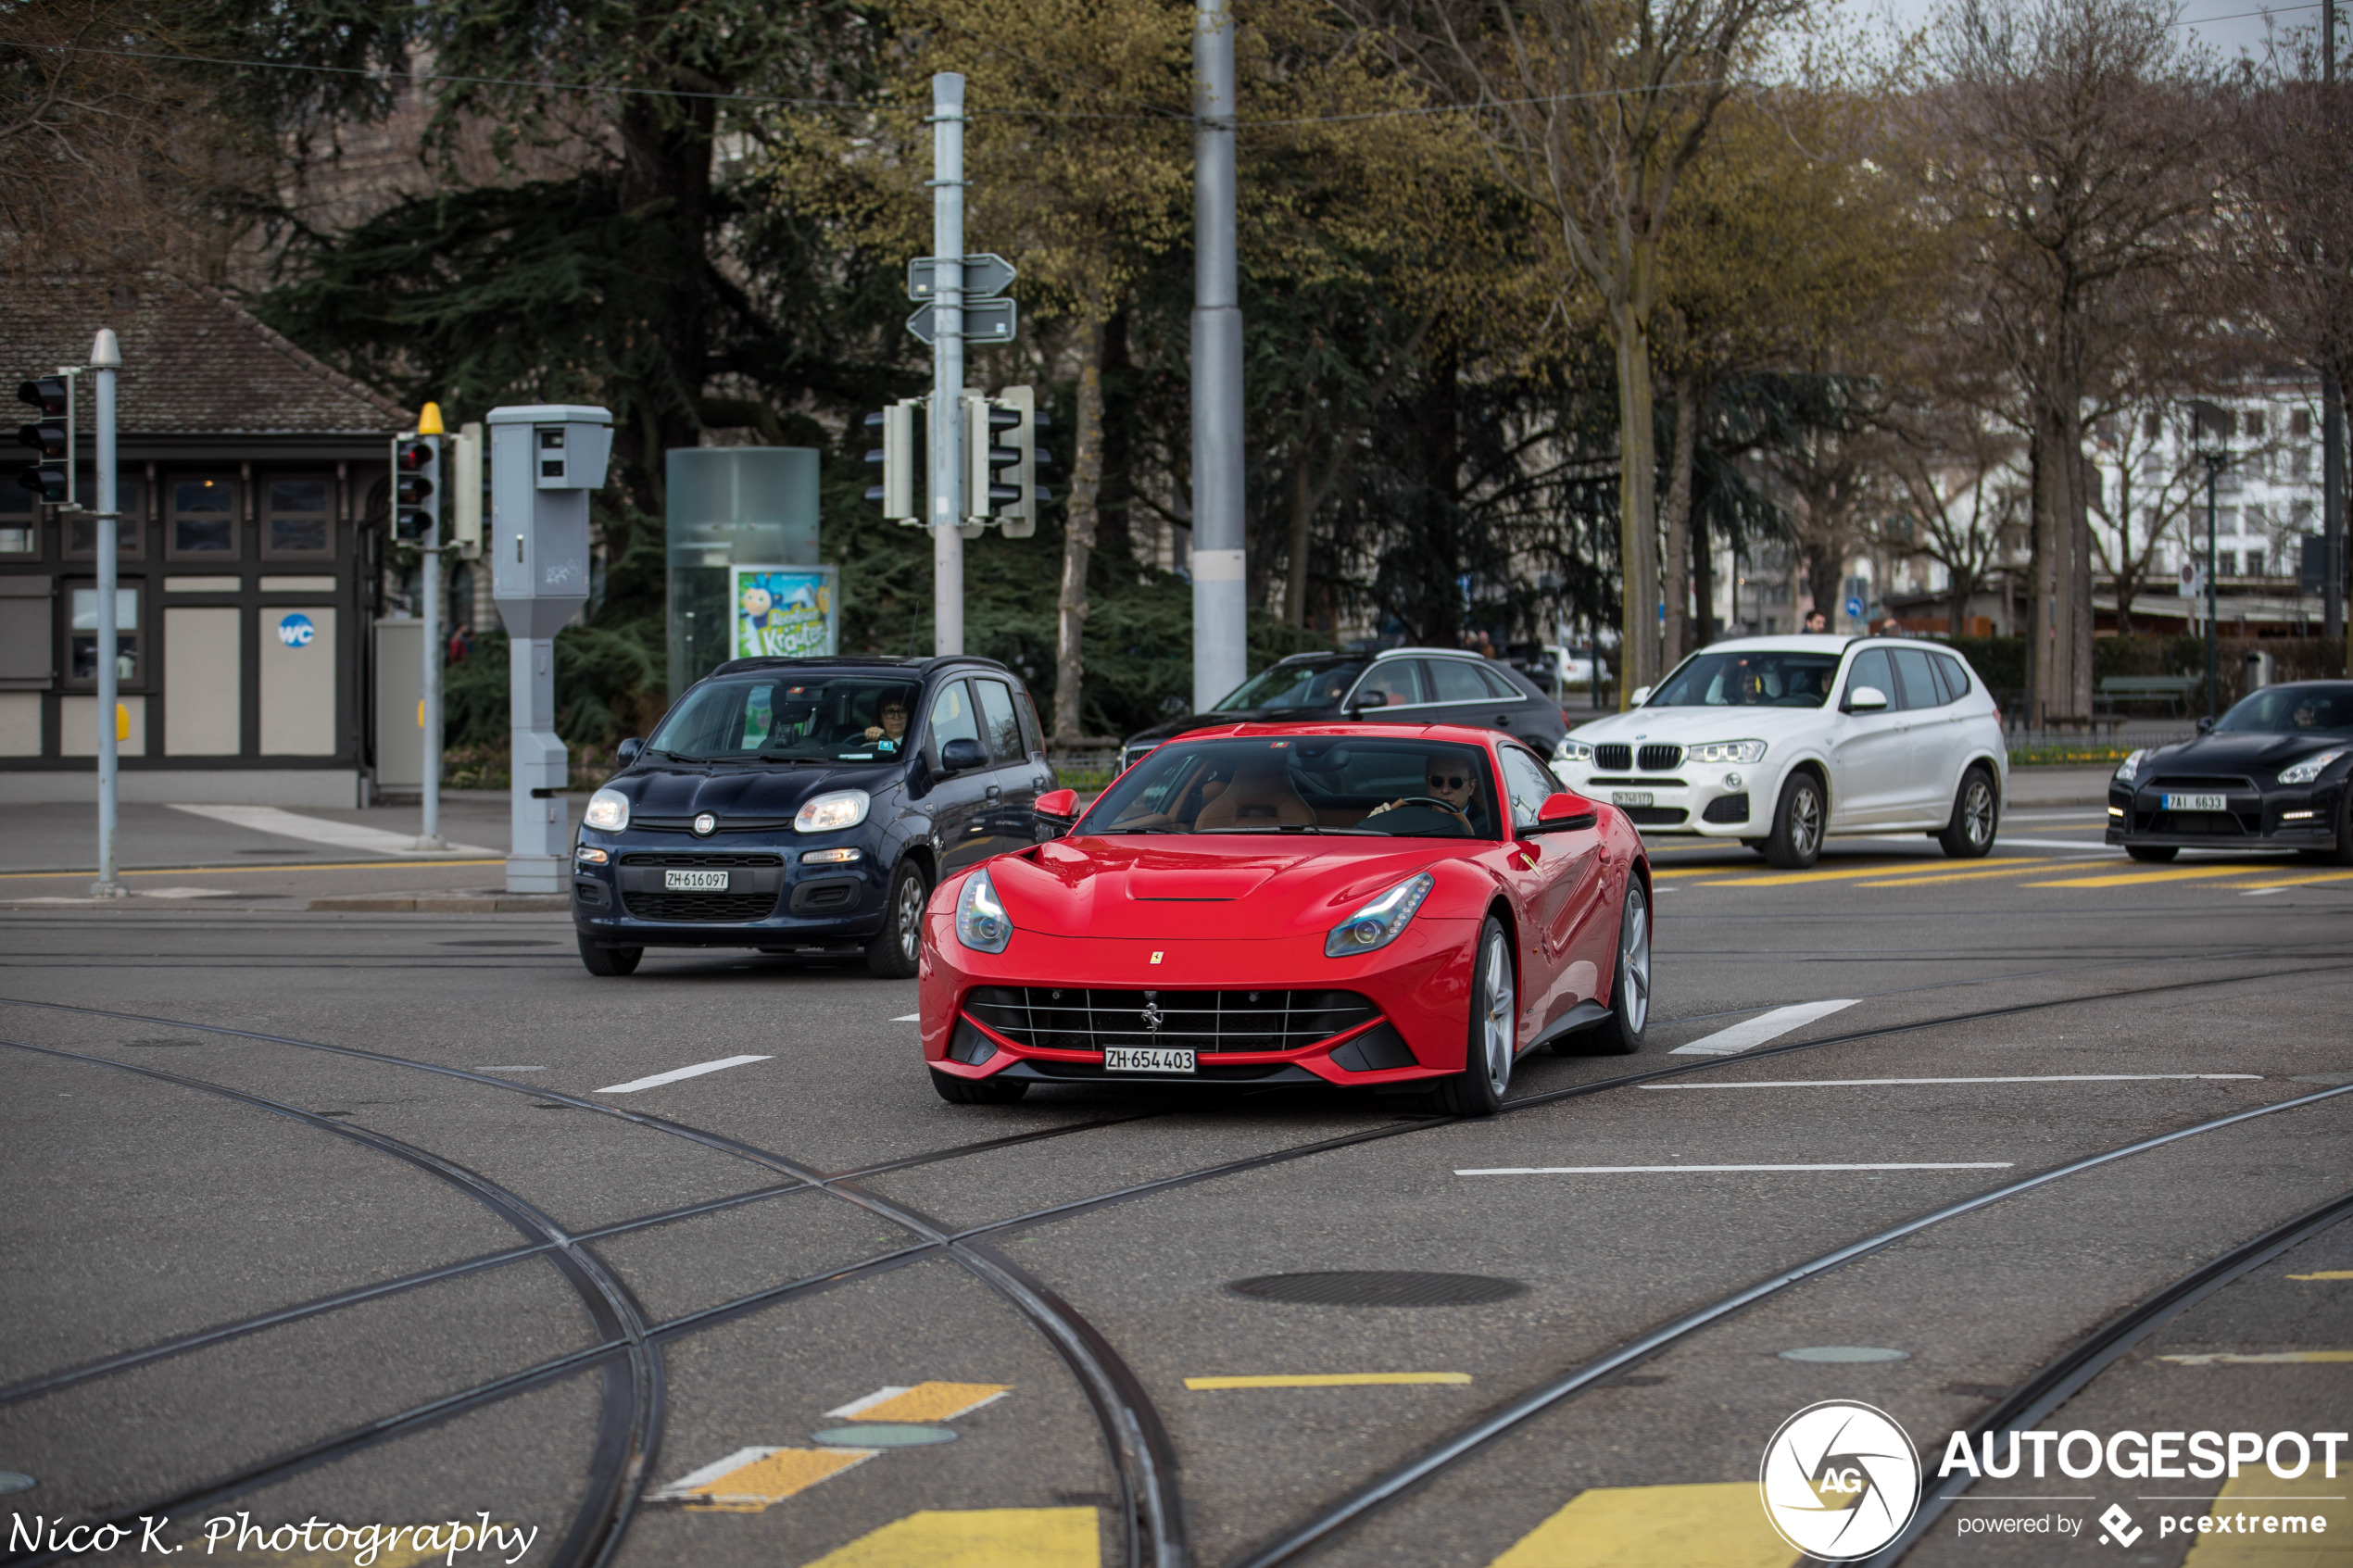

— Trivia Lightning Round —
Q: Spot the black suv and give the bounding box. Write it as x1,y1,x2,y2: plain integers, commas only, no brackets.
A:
1118,648,1567,773
571,656,1054,977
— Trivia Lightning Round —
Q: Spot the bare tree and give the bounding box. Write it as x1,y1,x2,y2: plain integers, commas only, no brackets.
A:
1885,398,2027,633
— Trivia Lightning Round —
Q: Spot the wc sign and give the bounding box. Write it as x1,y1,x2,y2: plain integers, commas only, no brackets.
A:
276,613,316,648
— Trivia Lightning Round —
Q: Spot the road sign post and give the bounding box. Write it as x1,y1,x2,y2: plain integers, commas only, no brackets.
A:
90,332,122,897
929,73,967,657
1191,0,1248,712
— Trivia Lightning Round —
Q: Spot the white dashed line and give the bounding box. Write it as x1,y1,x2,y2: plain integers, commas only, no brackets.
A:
597,1055,772,1094
1668,998,1859,1056
893,1013,921,1022
1640,1073,2262,1089
1457,1162,2015,1176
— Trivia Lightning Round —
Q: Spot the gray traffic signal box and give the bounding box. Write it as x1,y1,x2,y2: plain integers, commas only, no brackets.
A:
488,403,613,892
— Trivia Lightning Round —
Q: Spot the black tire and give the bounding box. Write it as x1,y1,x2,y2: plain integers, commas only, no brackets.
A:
1764,772,1826,869
578,935,642,976
1937,765,1999,859
2324,788,2353,865
865,859,930,979
2126,844,2179,863
930,1066,1029,1104
1582,880,1651,1055
1432,918,1515,1117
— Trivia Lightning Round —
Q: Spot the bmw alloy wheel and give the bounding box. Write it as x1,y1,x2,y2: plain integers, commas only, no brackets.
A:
1617,885,1651,1035
1961,775,1995,849
1481,927,1515,1097
1789,784,1822,859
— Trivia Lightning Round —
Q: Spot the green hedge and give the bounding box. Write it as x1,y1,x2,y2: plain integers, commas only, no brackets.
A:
1941,635,2346,709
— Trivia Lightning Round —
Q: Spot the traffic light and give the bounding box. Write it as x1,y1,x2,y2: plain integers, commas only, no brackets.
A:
967,392,1022,522
16,375,73,506
394,432,440,542
985,383,1051,538
864,400,917,523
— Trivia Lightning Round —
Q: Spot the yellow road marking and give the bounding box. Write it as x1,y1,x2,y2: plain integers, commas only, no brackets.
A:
656,1446,877,1512
1855,859,2075,887
801,1507,1098,1567
2218,870,2353,891
2027,864,2300,888
1486,1483,1796,1568
2289,1272,2353,1280
0,859,504,882
2159,1351,2353,1365
2180,1472,2352,1564
831,1381,1010,1422
1693,859,2046,888
1183,1373,1472,1389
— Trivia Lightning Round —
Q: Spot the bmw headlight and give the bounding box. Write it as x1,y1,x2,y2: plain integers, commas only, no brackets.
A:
794,788,872,833
1326,872,1435,959
955,867,1013,954
2278,749,2346,785
1686,739,1768,765
1555,739,1594,764
583,788,630,832
2113,748,2148,784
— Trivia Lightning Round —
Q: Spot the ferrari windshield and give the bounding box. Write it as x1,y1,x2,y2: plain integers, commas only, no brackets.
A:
1648,649,1842,709
1083,736,1500,838
2214,683,2353,735
1211,659,1367,712
647,675,922,762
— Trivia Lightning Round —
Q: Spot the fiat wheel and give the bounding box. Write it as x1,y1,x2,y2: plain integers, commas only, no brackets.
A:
865,859,929,979
1436,918,1515,1117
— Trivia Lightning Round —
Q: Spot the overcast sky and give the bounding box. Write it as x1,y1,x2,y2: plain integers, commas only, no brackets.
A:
1849,0,2328,69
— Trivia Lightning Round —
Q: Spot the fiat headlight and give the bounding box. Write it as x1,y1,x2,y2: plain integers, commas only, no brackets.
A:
583,788,630,832
1686,739,1768,765
1326,872,1435,959
955,867,1013,953
2114,748,2148,784
794,788,872,833
2278,749,2346,785
1555,739,1594,764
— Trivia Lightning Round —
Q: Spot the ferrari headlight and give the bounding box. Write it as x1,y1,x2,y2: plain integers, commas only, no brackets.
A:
583,788,630,832
1555,739,1594,764
794,788,872,833
2113,749,2148,784
2278,749,2346,785
1686,739,1768,765
1326,872,1435,959
955,867,1013,954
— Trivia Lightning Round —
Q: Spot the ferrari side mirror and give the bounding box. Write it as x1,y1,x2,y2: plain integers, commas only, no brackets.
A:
1034,787,1080,837
1528,790,1598,833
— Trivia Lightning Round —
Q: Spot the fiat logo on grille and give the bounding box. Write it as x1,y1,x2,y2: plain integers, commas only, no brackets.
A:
692,812,717,836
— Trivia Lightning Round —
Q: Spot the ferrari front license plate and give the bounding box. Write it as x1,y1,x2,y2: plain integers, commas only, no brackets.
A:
2162,793,2228,812
1612,791,1654,808
664,870,730,891
1104,1047,1197,1074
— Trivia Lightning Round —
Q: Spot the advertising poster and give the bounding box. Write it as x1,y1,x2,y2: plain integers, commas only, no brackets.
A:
730,564,837,659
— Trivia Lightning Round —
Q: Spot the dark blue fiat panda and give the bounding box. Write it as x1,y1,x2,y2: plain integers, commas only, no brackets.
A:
571,656,1055,977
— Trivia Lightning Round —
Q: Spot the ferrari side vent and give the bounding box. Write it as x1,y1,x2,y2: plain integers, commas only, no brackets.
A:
963,986,1378,1055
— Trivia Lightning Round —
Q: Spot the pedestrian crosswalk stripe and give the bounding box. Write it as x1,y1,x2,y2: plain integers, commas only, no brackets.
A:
650,1445,877,1512
799,1507,1098,1567
1668,998,1858,1056
826,1382,1011,1422
1183,1372,1471,1388
1484,1483,1796,1567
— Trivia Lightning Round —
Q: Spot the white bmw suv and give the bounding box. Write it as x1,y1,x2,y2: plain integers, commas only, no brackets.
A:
1552,636,2007,869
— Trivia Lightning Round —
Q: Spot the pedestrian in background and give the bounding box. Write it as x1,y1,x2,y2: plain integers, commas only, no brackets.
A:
1880,617,1905,637
1803,608,1829,633
447,622,472,664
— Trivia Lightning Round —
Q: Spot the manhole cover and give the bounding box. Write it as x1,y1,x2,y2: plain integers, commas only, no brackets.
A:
435,940,559,947
812,1424,955,1448
1227,1271,1526,1308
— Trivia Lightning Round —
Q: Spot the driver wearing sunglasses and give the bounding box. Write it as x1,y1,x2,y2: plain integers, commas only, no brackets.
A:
1364,758,1479,833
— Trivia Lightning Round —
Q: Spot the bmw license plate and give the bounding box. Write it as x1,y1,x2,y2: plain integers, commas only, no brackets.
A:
1103,1047,1196,1074
664,870,730,891
1612,791,1654,808
2161,793,2228,812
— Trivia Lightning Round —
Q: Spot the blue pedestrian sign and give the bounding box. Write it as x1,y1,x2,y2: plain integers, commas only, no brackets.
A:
276,613,316,648
1844,596,1865,621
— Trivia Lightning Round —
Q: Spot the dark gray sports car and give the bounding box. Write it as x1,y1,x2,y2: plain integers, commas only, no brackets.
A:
2108,681,2353,863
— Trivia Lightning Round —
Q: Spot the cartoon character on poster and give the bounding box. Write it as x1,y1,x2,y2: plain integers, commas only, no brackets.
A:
731,567,837,658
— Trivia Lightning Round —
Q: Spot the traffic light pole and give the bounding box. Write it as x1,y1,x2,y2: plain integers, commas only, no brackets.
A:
416,412,447,851
1191,0,1248,712
931,72,967,658
91,331,123,898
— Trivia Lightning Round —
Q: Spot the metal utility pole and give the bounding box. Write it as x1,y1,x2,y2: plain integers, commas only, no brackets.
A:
931,72,967,658
1190,0,1248,712
416,403,448,850
2327,0,2347,648
90,330,123,897
2205,452,2221,722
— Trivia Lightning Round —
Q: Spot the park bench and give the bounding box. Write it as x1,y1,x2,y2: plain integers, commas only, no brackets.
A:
2095,674,2203,717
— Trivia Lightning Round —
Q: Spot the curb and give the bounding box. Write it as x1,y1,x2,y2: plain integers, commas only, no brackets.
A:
306,891,572,913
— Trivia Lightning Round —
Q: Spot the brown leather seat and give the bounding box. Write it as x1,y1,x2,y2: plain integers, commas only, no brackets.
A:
1194,758,1315,829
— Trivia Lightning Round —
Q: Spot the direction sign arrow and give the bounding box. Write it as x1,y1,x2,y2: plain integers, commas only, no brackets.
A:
906,297,1018,346
908,254,1019,301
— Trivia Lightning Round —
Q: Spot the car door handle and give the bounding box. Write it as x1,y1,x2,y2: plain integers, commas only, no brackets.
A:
985,784,1002,799
1497,714,1516,726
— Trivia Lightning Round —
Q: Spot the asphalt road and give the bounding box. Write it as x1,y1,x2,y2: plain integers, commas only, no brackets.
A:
4,779,2350,1568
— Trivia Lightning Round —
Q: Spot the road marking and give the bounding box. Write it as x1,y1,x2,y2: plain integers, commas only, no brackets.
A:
2027,864,2297,889
1855,860,2079,887
168,803,496,857
1641,1073,2261,1089
2158,1351,2353,1365
2224,869,2353,890
649,1445,878,1511
596,1054,772,1094
893,1012,921,1022
800,1508,1098,1568
1458,1162,2014,1176
1668,998,1858,1056
1691,859,2051,887
1183,1373,1472,1389
2243,887,2287,896
827,1382,1010,1422
2179,1474,2350,1565
2290,1272,2353,1280
1485,1483,1797,1568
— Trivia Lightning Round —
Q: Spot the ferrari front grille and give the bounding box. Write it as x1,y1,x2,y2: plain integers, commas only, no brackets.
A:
963,986,1378,1055
1637,744,1683,771
1594,744,1633,771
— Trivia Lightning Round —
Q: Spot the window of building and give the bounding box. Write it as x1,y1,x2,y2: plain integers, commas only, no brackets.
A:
65,476,145,559
2293,446,2312,478
261,477,334,558
2293,408,2313,437
2217,551,2239,577
67,583,142,686
2244,410,2265,438
2144,411,2162,440
0,483,34,558
2246,549,2265,576
169,477,240,558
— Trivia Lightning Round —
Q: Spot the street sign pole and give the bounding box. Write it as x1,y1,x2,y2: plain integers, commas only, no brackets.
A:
1191,0,1248,712
930,73,967,657
417,407,447,851
90,331,123,897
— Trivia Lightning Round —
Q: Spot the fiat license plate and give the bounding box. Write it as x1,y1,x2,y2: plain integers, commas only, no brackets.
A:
1103,1047,1196,1074
664,870,730,891
2161,793,2228,812
1612,791,1654,808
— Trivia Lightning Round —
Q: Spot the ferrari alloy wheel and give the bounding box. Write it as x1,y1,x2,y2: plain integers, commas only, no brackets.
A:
1937,765,1998,859
1585,881,1650,1055
866,859,930,978
930,1066,1029,1104
577,935,642,977
2126,844,2179,863
1436,918,1516,1117
1765,772,1825,869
